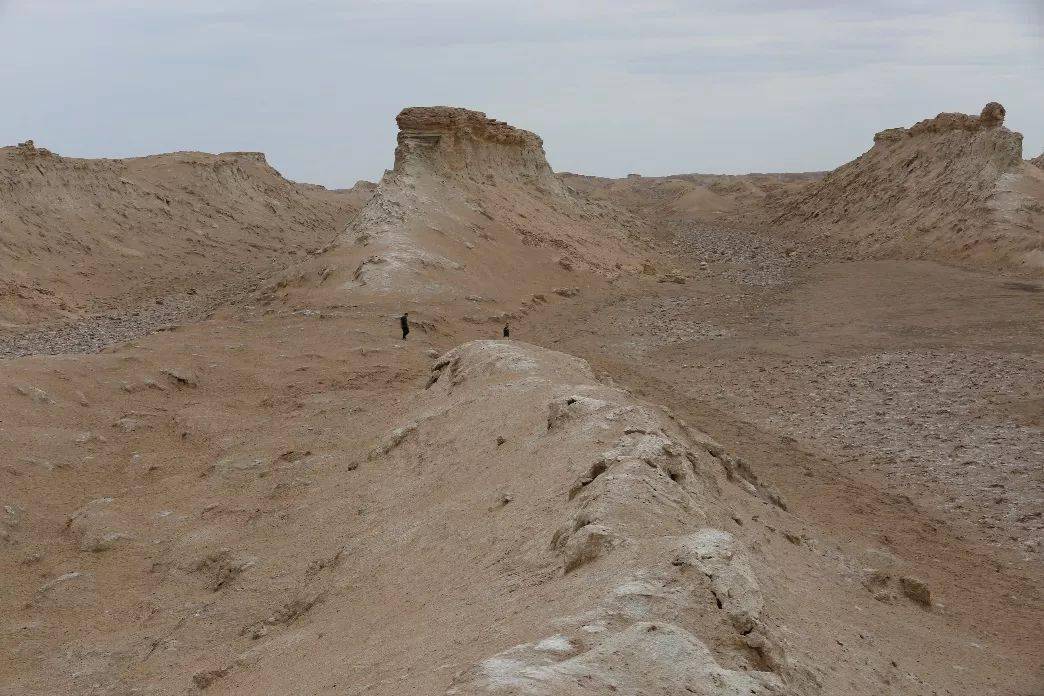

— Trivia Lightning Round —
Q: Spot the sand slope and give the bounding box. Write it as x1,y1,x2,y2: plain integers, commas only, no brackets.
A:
559,171,821,229
0,142,366,326
768,103,1044,273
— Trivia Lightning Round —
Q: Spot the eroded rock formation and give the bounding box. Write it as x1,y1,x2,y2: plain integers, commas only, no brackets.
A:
769,102,1043,273
393,107,555,184
874,101,1009,142
411,341,820,695
263,106,642,307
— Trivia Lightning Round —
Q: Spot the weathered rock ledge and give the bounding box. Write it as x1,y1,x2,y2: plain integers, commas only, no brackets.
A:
392,106,556,181
396,106,543,148
873,101,1010,142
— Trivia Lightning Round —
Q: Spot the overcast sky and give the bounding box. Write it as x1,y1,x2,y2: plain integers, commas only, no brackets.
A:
1,1,1041,187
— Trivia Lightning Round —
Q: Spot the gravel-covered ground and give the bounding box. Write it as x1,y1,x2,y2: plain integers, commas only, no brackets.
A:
534,228,1044,564
0,276,269,358
671,222,798,287
697,349,1043,555
0,296,208,358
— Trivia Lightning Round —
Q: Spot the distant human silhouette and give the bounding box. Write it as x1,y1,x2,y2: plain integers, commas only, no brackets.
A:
503,324,510,338
400,312,409,340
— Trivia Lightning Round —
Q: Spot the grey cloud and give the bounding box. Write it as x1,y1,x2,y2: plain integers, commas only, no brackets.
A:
0,1,1039,186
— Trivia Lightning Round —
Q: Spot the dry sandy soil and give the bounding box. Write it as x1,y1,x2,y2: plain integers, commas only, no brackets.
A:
1,105,1041,696
0,142,371,351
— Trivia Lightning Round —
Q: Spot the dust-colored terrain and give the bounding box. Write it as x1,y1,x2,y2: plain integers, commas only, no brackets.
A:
767,102,1044,273
1,105,1041,696
0,142,370,350
567,102,1044,277
559,170,822,230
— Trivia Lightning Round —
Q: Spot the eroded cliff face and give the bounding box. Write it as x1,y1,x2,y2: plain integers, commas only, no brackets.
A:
393,107,560,189
768,102,1043,273
868,102,1023,174
264,106,643,313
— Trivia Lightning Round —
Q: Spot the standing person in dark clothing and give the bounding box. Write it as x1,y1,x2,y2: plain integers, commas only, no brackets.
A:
503,324,510,338
400,312,409,340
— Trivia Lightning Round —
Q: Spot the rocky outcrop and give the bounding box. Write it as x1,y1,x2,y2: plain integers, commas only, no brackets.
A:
873,102,1009,142
266,106,640,307
392,106,563,191
417,341,818,695
769,102,1043,273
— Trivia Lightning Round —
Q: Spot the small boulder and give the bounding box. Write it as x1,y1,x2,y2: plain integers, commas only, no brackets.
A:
979,101,1005,128
900,576,932,607
368,422,418,460
74,431,107,445
37,571,86,594
657,270,686,284
162,368,198,388
82,531,135,553
113,417,139,433
13,385,55,404
193,666,232,689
